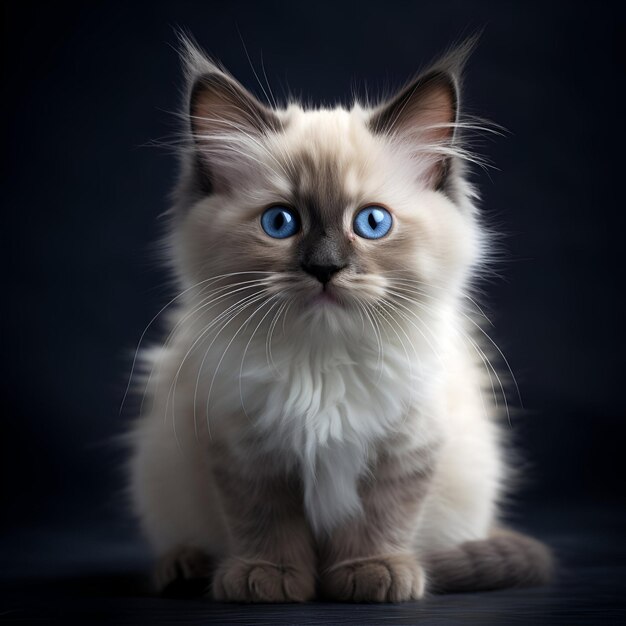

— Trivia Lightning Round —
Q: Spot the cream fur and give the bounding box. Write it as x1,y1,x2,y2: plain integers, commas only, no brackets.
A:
127,41,506,583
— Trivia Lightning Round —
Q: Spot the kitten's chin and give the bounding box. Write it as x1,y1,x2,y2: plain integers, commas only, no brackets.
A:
294,286,367,337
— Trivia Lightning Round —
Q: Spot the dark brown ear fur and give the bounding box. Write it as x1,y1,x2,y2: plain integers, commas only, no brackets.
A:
188,71,281,193
368,39,476,190
369,70,458,141
190,73,281,138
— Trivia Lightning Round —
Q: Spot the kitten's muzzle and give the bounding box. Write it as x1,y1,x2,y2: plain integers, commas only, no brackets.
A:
300,262,346,285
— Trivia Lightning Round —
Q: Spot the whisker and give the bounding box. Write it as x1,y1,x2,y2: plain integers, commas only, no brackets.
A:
355,296,385,384
376,299,419,424
387,276,494,327
238,296,282,419
386,281,521,410
187,291,270,439
121,271,276,414
383,287,511,425
141,279,270,416
165,289,266,438
381,289,447,371
205,294,277,432
265,296,291,376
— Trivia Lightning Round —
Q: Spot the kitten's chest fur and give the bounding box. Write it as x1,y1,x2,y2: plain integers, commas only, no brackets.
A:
214,328,428,534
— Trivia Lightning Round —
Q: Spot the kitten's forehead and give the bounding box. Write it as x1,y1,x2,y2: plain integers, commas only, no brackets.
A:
289,149,348,228
270,107,377,225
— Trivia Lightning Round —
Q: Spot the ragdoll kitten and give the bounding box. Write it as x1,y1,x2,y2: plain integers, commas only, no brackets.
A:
127,36,553,603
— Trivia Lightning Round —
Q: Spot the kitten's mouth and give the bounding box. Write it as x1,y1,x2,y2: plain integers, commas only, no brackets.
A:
311,286,341,306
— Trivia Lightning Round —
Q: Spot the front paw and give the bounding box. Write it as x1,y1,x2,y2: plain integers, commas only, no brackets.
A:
212,557,315,603
154,546,214,594
321,553,425,602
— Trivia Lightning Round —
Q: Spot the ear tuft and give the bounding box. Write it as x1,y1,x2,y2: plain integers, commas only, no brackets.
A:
176,29,222,86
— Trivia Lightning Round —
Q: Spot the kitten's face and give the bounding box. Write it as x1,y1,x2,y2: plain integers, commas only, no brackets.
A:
172,47,482,334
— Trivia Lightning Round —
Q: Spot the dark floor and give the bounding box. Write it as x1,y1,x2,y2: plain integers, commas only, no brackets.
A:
1,503,625,625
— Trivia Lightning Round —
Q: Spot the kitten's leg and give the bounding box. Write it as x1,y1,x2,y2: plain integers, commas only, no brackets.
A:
210,448,316,603
155,546,214,591
319,446,434,603
129,411,229,594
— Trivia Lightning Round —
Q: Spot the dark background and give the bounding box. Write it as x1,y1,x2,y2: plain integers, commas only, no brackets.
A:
2,1,625,623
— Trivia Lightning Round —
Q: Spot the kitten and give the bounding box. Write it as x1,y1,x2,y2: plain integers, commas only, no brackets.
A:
127,35,553,602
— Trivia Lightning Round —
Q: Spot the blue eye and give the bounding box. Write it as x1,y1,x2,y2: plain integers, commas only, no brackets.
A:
261,206,299,239
353,206,393,239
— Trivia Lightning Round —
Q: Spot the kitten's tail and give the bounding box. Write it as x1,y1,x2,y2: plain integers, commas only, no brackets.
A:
423,528,554,593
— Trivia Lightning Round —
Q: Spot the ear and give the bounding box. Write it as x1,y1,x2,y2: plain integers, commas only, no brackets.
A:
190,72,281,140
369,41,474,190
181,37,281,193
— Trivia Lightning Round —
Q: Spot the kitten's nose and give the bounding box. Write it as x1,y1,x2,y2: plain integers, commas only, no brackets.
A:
301,263,345,285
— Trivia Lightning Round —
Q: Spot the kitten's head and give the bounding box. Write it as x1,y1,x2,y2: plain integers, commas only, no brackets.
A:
169,36,485,336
